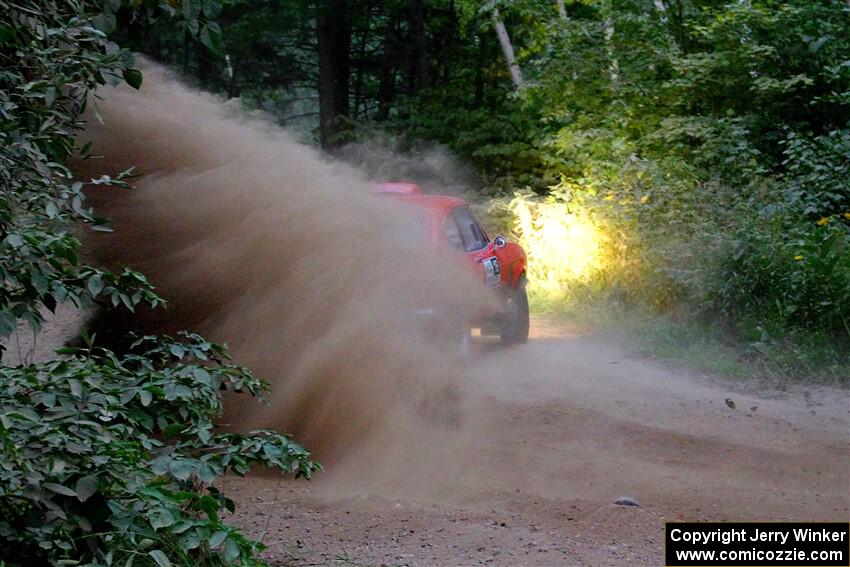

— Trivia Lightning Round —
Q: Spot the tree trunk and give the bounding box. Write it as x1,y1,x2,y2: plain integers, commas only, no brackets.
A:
352,2,374,118
332,0,350,121
411,0,429,89
182,29,191,74
492,7,523,90
438,9,458,85
473,34,485,107
375,15,400,121
196,44,213,89
225,54,240,99
317,0,337,148
659,0,687,52
556,0,567,20
316,0,350,149
604,15,619,89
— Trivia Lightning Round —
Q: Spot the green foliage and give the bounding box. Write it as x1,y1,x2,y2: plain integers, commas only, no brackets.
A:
780,129,850,218
617,310,848,382
710,208,850,334
0,0,162,357
116,0,309,99
2,2,317,567
457,0,850,376
0,332,318,566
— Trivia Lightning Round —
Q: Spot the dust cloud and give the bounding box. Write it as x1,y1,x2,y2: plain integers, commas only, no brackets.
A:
335,134,478,199
76,60,494,464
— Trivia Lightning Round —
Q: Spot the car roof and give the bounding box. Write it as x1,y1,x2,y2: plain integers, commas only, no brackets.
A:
373,181,467,215
394,194,467,213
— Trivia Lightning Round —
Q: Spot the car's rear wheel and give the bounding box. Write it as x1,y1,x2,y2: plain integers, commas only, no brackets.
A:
500,278,529,345
433,312,472,356
458,325,471,356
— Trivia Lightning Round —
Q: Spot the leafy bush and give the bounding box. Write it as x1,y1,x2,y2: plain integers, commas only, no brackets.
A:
710,208,850,336
780,130,850,218
0,0,156,353
1,2,319,566
474,0,850,377
0,332,318,566
0,0,225,359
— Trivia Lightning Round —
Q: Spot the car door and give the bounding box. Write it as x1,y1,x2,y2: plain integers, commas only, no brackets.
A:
447,206,522,289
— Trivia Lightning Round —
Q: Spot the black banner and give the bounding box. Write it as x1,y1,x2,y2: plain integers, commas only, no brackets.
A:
665,522,850,566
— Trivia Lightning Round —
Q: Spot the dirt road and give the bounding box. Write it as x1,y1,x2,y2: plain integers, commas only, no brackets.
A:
221,318,850,566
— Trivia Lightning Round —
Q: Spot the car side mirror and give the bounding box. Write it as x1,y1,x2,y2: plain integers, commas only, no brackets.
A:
493,236,507,249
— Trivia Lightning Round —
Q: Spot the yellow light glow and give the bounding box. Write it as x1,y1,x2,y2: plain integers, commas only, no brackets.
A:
509,193,605,301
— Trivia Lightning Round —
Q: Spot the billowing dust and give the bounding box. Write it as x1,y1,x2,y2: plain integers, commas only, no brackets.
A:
67,62,850,528
76,60,494,466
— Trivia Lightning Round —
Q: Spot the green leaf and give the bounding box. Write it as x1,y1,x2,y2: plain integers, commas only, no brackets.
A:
199,26,212,49
0,311,15,337
180,530,201,550
198,495,221,522
139,390,153,406
0,24,17,45
75,476,98,502
43,482,77,497
123,68,143,90
209,530,228,549
87,274,104,297
148,550,171,567
224,537,241,562
162,423,184,437
79,140,93,157
168,459,194,481
68,379,82,397
149,507,175,530
202,0,222,18
92,13,116,34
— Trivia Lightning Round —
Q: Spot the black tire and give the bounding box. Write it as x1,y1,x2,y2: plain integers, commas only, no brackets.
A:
500,279,529,345
434,312,472,356
457,325,471,356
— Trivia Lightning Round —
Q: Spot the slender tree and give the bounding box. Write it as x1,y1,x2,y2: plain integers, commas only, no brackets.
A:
556,0,567,19
492,5,523,90
376,12,400,121
316,0,351,148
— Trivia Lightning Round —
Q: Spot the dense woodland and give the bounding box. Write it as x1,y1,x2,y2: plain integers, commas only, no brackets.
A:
0,0,848,565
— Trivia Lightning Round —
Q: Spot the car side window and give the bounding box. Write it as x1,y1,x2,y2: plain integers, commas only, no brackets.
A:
451,207,489,252
443,214,465,250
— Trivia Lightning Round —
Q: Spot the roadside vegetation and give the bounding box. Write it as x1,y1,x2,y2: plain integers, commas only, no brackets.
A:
127,0,849,380
0,1,317,566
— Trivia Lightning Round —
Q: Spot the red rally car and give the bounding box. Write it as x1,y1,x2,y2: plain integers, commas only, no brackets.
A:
375,182,529,347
